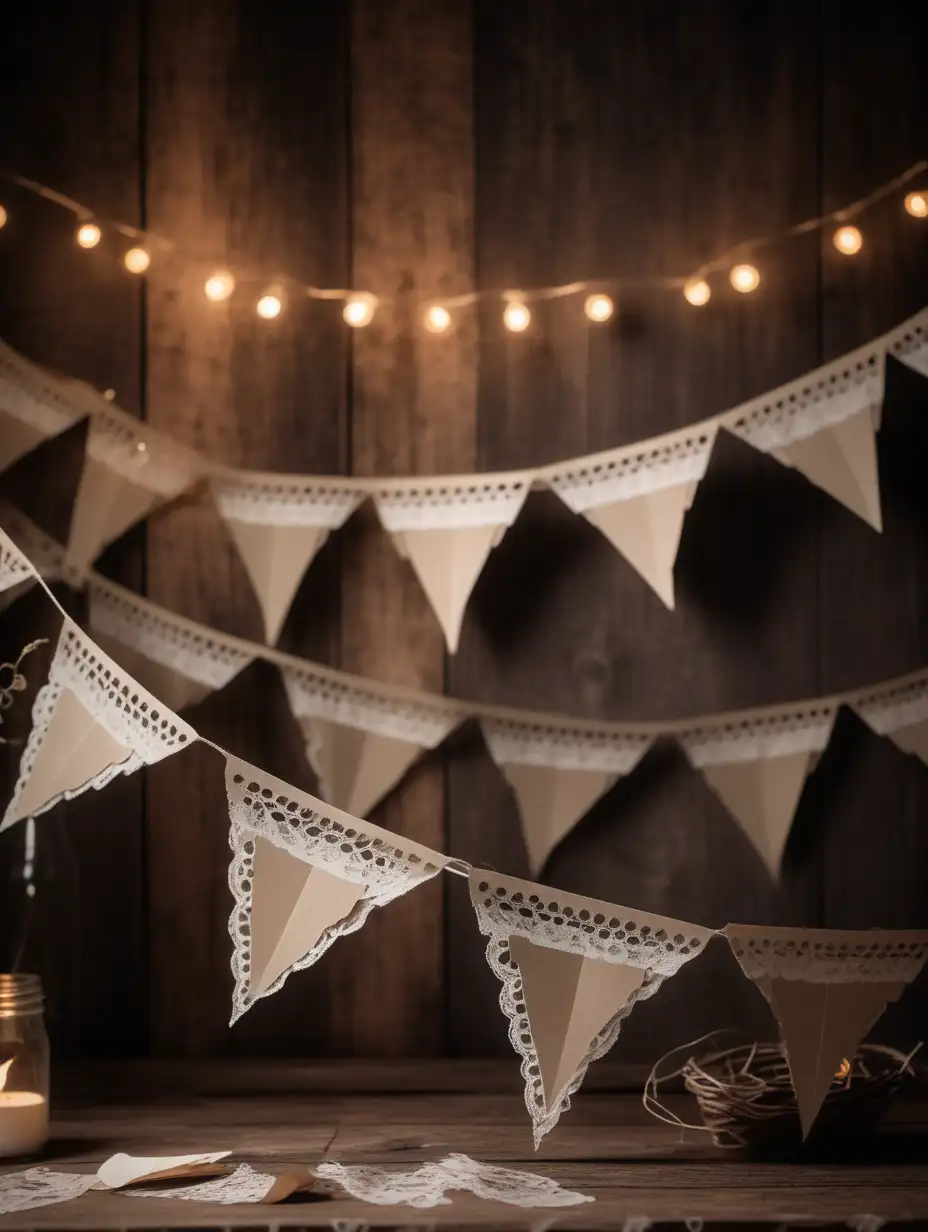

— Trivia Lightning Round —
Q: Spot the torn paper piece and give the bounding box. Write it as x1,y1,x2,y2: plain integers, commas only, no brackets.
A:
96,1150,231,1189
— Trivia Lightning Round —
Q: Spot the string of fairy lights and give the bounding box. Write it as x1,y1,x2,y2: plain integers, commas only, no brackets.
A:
0,162,926,334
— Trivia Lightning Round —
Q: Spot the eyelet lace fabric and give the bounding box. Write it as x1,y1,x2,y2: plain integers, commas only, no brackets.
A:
724,924,928,983
0,505,64,584
373,472,532,531
2,620,195,826
87,407,203,496
0,526,36,595
853,670,928,740
482,715,653,774
88,579,254,692
679,703,837,767
470,871,715,1144
314,1154,593,1209
0,1168,100,1214
211,470,364,528
888,309,928,377
126,1164,291,1204
226,756,448,1020
0,340,87,438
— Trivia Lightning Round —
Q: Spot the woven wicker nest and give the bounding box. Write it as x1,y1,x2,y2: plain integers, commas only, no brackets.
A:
646,1037,920,1153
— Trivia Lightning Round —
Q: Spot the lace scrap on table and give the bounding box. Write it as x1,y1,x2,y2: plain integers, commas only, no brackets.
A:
125,1163,298,1204
88,579,254,692
373,471,532,532
226,755,448,1020
211,470,365,528
0,1168,99,1214
314,1154,593,1209
482,714,652,774
542,424,717,513
0,339,88,438
679,702,837,767
2,619,195,826
281,661,461,747
0,525,36,595
852,671,928,739
470,871,715,1144
724,924,928,983
87,406,203,496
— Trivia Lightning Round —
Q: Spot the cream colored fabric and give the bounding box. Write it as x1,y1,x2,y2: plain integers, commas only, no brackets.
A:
65,457,161,576
702,750,812,876
302,717,425,817
499,764,618,875
775,407,882,530
393,524,501,653
224,520,329,644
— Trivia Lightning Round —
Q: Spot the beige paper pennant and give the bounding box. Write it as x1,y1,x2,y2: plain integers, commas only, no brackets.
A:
509,934,646,1108
302,717,426,817
250,835,365,996
6,687,133,825
0,414,48,474
89,630,213,714
393,524,502,653
887,720,928,763
500,764,619,876
582,481,696,609
701,751,812,876
65,455,162,576
224,520,329,645
774,407,882,530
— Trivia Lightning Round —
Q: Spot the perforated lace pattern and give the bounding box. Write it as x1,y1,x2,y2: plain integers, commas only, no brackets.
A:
88,581,254,691
679,704,837,767
126,1164,283,1204
470,872,715,1144
888,311,928,377
282,663,461,745
2,621,195,825
725,925,928,983
314,1154,593,1208
373,474,532,531
0,1169,100,1214
211,471,364,528
0,341,86,437
482,716,652,773
87,408,203,495
0,527,35,594
0,506,64,582
853,672,928,738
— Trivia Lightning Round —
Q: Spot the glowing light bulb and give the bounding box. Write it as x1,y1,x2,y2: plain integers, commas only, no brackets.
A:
584,294,614,323
205,270,235,301
256,289,283,319
833,225,862,255
729,263,760,294
124,247,151,274
904,191,927,219
503,301,530,332
0,205,7,230
424,304,451,333
77,222,102,249
683,278,711,307
343,294,376,328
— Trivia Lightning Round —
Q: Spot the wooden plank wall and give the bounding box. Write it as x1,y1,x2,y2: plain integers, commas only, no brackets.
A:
0,0,926,1061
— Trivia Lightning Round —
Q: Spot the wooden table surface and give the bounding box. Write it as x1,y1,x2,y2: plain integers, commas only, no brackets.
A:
1,1060,927,1228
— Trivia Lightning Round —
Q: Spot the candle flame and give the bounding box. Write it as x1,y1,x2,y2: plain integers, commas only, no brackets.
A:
0,1058,12,1092
835,1057,851,1081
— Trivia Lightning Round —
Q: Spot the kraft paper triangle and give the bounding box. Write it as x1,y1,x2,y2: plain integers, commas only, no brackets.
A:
0,413,47,474
701,751,812,877
888,719,928,764
582,481,696,609
393,524,502,653
775,407,882,531
761,977,906,1138
223,519,329,645
302,717,425,818
249,835,365,996
509,934,646,1107
4,687,132,825
499,764,619,875
90,630,214,714
65,456,161,576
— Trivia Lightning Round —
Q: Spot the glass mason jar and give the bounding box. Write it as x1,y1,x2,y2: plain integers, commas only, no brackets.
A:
0,974,49,1158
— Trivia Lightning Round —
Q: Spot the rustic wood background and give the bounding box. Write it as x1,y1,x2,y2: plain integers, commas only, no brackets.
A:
0,0,926,1061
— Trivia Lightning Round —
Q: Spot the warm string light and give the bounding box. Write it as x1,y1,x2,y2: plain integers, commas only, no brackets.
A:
123,246,151,274
503,300,531,332
256,288,284,320
0,205,7,230
729,263,760,294
76,222,101,249
205,270,236,302
343,293,377,327
584,293,614,322
904,191,928,218
683,277,711,307
833,225,863,255
424,304,452,333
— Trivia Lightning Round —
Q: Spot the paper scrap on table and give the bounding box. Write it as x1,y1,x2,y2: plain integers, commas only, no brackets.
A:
96,1149,231,1189
0,1168,100,1214
125,1162,319,1204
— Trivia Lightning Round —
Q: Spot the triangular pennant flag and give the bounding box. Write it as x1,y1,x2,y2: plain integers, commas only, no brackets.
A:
773,407,882,531
226,754,449,1020
888,719,928,762
470,870,715,1143
853,672,928,766
725,924,928,1138
1,620,196,830
0,525,38,605
302,718,426,818
582,482,696,609
0,416,48,474
225,521,329,645
88,579,253,714
0,338,88,474
482,717,650,876
701,751,812,876
65,413,203,577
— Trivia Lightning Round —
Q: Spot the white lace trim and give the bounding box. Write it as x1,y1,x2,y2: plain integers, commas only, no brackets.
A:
887,307,928,378
373,473,532,532
0,341,87,438
211,470,364,528
281,662,461,746
0,526,36,595
470,871,714,1145
314,1155,593,1209
0,1168,100,1214
87,407,203,495
0,505,64,583
482,715,652,774
125,1163,303,1204
679,704,837,768
542,425,717,513
88,579,254,692
2,620,196,825
852,671,928,738
724,924,928,983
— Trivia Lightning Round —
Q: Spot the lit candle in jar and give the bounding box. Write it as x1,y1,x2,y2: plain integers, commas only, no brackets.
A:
0,1056,48,1158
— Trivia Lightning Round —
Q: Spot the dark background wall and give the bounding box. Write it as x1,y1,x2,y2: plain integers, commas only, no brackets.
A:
0,0,926,1062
